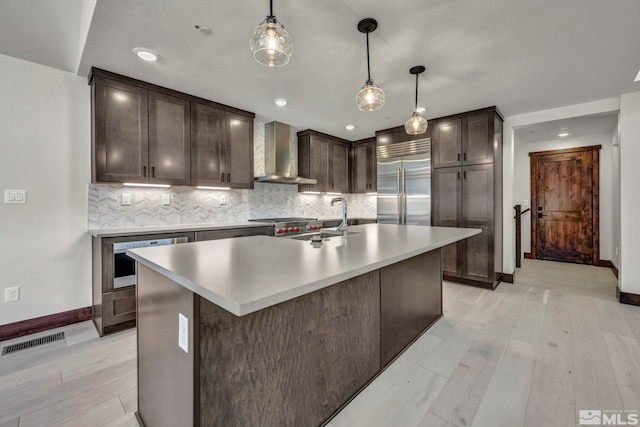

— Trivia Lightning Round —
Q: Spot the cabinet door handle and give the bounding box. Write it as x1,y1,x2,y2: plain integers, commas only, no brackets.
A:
464,153,467,161
227,173,230,182
464,171,467,179
143,166,147,177
151,166,155,178
221,173,225,182
457,171,460,180
457,153,460,162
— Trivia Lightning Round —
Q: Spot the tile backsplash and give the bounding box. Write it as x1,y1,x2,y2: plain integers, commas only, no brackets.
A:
88,183,377,229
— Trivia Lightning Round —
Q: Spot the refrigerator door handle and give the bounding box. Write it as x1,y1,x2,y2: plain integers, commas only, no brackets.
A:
396,168,402,224
402,168,407,224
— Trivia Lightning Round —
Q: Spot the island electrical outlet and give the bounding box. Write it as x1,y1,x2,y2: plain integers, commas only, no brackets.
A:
178,313,188,353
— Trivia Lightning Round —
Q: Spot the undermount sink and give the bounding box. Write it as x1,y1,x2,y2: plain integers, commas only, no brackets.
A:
290,231,360,241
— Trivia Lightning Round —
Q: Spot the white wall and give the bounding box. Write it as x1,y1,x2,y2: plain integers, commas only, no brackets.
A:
619,91,640,294
0,54,91,325
502,98,620,275
513,133,614,260
611,125,621,269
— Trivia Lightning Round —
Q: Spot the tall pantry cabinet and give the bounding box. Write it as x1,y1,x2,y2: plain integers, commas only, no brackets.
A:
431,107,503,289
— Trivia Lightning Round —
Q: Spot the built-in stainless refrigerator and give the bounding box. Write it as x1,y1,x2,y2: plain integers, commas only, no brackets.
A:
377,138,431,225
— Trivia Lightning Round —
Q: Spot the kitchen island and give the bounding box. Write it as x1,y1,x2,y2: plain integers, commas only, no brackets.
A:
128,224,480,427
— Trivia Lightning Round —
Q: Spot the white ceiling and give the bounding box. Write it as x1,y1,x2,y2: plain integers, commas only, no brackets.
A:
1,0,639,140
515,113,618,144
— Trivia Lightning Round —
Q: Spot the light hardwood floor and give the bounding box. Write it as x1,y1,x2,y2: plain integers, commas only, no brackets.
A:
1,259,638,427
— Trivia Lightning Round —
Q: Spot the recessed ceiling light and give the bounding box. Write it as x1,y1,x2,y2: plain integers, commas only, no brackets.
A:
416,107,426,113
274,98,288,107
558,132,569,137
195,25,212,35
635,69,640,82
345,124,355,130
133,48,158,62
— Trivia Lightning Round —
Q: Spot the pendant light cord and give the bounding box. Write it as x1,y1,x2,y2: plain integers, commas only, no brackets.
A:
366,33,371,81
269,0,273,18
414,74,419,110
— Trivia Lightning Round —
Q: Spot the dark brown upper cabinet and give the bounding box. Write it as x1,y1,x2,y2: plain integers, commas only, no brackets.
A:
297,130,349,193
432,110,495,169
350,137,377,193
190,106,254,188
148,91,191,185
90,68,254,188
92,77,149,183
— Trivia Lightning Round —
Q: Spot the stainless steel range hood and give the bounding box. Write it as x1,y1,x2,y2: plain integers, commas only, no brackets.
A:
255,121,317,185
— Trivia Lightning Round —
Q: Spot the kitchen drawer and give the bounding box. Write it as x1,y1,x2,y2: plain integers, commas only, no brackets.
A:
103,288,136,330
195,226,272,241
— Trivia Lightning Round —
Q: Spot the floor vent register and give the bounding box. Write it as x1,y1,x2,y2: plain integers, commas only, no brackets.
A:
1,332,65,355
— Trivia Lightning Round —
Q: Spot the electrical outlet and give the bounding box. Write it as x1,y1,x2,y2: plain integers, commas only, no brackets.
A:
121,193,132,206
4,190,27,204
178,313,188,353
5,286,19,302
219,195,226,205
162,194,171,206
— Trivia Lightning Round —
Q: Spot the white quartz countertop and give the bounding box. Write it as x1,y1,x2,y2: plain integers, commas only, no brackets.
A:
88,221,269,237
127,224,480,316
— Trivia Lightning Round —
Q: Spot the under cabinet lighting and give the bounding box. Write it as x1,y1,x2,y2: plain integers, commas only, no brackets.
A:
325,192,342,196
303,191,321,195
123,183,170,188
366,192,377,195
196,186,231,191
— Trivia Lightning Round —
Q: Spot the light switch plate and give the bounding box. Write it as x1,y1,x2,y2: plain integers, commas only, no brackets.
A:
121,193,132,206
4,190,27,204
178,313,188,353
522,199,529,207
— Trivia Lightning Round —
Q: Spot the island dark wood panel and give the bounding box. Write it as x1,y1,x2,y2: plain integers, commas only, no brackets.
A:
135,249,445,427
381,249,442,366
197,270,380,427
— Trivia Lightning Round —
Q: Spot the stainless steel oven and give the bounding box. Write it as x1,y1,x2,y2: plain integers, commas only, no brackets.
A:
113,237,188,288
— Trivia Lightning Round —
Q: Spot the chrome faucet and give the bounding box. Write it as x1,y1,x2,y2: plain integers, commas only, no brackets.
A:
330,197,348,234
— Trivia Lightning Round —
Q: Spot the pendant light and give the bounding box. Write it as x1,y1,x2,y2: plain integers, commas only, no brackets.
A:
356,19,385,111
405,66,428,134
249,0,293,67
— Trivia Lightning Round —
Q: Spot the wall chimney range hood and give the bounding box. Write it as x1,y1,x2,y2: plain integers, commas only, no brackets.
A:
255,121,317,185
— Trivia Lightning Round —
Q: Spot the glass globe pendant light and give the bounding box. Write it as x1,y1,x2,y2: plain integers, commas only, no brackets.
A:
405,66,428,134
356,19,384,111
249,0,292,67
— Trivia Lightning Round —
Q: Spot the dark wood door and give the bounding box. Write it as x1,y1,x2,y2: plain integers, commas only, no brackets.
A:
93,77,149,183
148,91,190,185
351,143,369,193
463,113,493,165
432,167,462,278
308,137,330,192
190,102,225,187
532,147,599,264
225,112,254,189
331,142,349,192
351,139,377,193
462,164,494,282
432,118,462,168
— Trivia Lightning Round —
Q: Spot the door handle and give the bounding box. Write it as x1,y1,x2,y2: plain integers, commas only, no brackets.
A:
227,173,230,182
151,166,155,178
402,168,407,224
221,173,225,182
537,213,547,218
143,166,147,177
457,153,460,162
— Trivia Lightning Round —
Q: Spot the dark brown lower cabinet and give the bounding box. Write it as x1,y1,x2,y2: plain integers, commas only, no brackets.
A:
432,164,500,288
135,249,443,427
